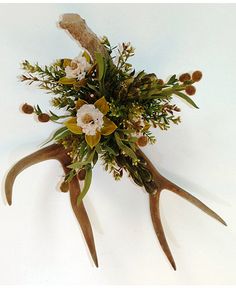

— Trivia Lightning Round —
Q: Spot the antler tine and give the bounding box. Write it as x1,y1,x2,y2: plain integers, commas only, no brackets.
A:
56,149,99,267
136,148,226,226
150,192,177,270
162,179,227,226
5,144,65,205
68,175,98,267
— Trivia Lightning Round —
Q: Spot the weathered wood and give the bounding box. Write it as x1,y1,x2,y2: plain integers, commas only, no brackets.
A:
59,13,109,60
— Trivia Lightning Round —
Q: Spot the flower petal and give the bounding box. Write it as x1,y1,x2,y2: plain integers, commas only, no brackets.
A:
85,132,101,148
76,99,88,109
101,116,117,136
59,77,77,85
94,96,109,115
82,51,92,63
64,117,83,134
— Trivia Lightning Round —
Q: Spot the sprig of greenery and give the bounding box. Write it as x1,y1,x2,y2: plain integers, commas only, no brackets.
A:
20,38,202,198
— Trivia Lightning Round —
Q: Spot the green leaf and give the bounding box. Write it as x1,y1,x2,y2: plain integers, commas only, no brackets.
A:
174,91,199,109
65,169,76,183
41,126,68,146
93,151,98,166
68,149,96,170
115,132,137,160
82,51,91,63
77,168,92,206
95,144,102,154
95,52,105,81
103,145,119,156
49,110,60,120
59,77,77,85
54,129,70,141
167,74,177,85
67,160,89,170
87,83,100,94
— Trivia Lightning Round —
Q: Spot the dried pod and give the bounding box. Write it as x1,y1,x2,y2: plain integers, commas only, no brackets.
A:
185,85,196,96
38,113,50,122
192,70,202,82
179,73,191,82
158,79,164,85
22,103,34,114
78,169,86,180
137,136,148,147
60,181,69,192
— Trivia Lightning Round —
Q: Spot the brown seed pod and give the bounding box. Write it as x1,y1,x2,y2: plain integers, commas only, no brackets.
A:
78,169,86,181
179,73,191,82
192,70,202,82
158,79,164,85
185,85,196,96
22,103,34,114
137,136,148,147
38,113,50,123
60,181,69,192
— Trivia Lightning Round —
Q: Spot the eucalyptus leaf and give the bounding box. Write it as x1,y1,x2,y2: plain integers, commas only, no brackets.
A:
167,74,177,85
54,129,70,141
77,168,92,206
95,53,105,81
67,160,90,170
115,132,137,160
174,91,199,109
41,126,68,146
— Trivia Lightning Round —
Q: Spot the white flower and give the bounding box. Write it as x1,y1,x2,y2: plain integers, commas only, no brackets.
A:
65,52,91,80
77,104,104,136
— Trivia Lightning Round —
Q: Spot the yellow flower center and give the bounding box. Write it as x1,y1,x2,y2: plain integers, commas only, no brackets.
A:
71,62,78,69
82,113,94,124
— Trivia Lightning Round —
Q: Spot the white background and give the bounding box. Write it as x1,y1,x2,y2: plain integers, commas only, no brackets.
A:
0,3,236,285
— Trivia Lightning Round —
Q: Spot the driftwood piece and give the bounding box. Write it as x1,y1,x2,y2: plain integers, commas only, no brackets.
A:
59,13,109,60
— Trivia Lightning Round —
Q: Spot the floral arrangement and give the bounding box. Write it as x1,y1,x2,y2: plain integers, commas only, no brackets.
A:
20,40,201,199
5,14,226,270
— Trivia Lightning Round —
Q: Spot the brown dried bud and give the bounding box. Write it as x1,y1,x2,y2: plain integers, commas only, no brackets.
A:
174,106,181,112
60,181,69,192
179,73,191,82
22,103,34,114
137,136,148,147
78,169,86,181
185,85,196,96
38,113,50,122
192,70,202,82
158,79,164,85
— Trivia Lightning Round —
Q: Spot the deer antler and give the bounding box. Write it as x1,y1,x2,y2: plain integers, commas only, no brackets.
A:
136,148,226,270
5,144,98,267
